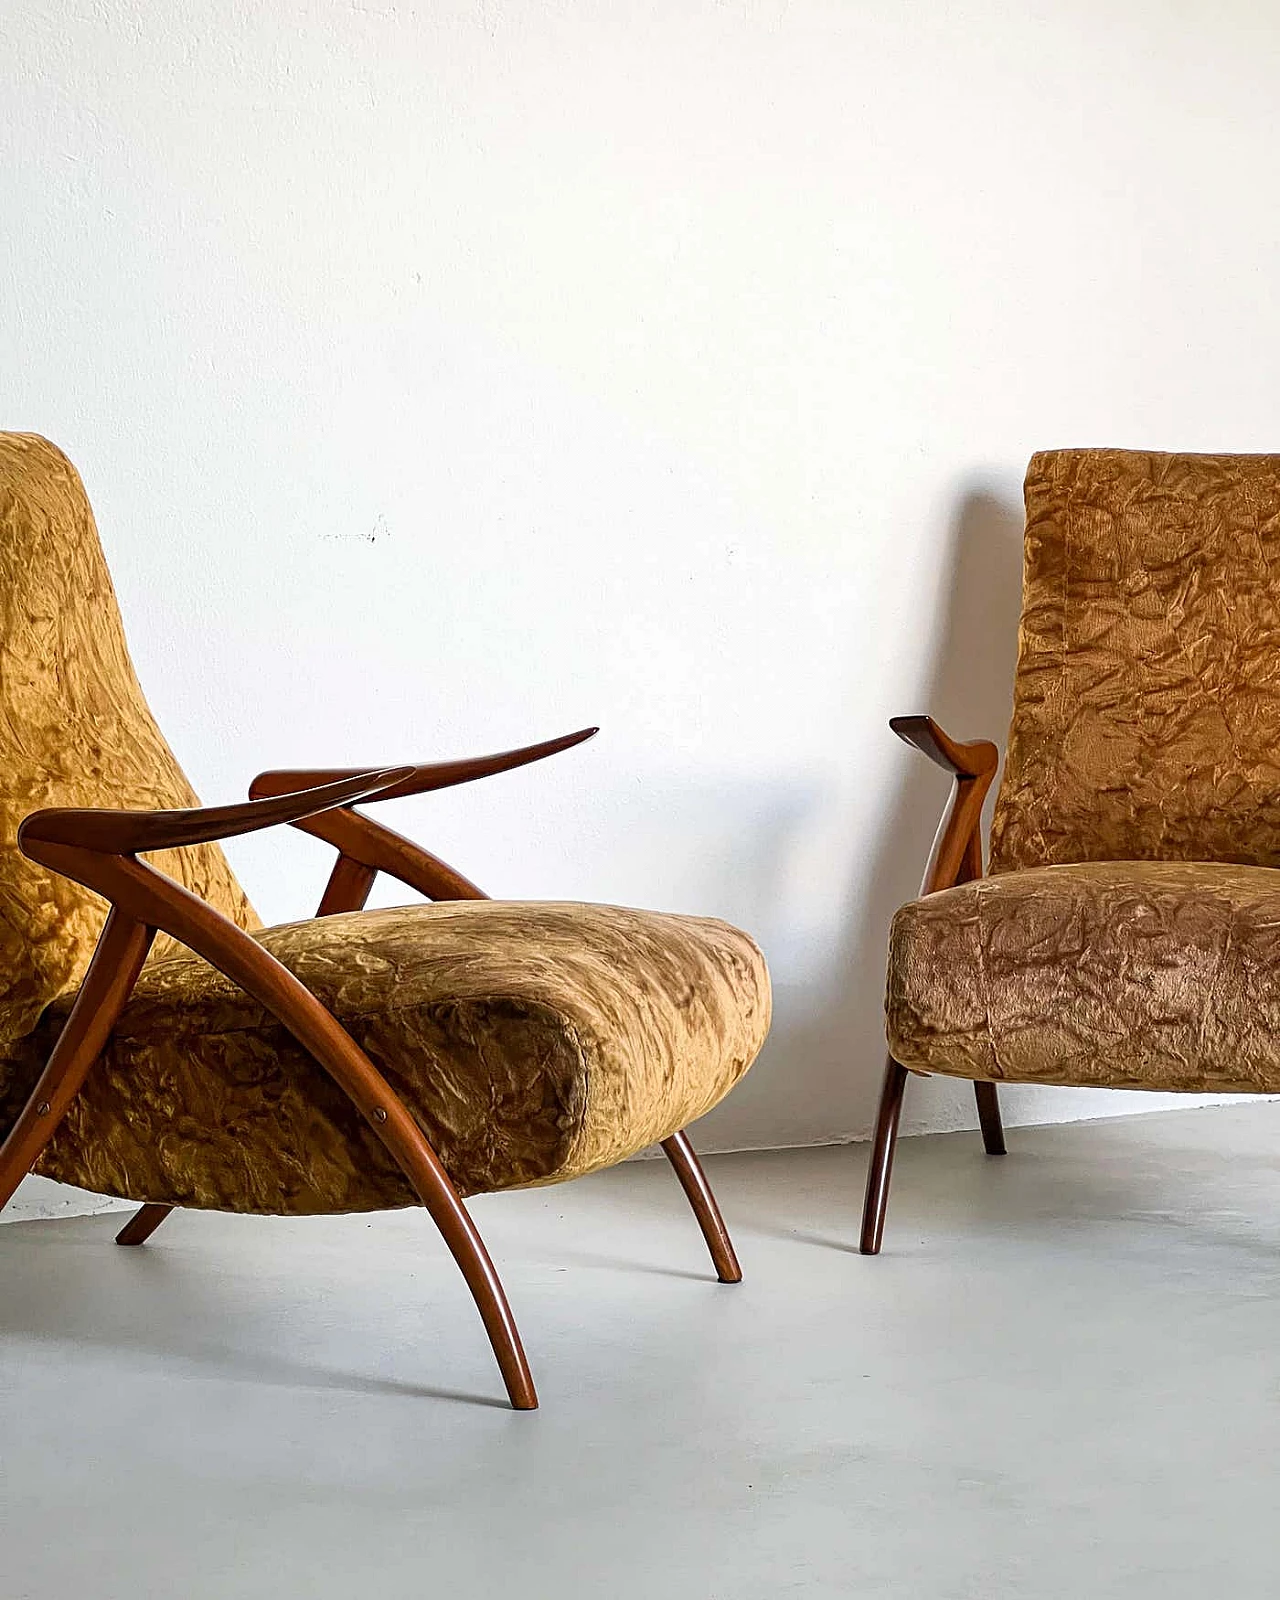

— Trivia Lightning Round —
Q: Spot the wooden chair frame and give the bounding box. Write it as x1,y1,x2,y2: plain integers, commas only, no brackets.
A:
859,716,1004,1255
0,730,741,1409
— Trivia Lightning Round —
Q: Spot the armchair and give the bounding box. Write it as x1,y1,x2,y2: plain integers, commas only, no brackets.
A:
0,434,771,1409
863,447,1280,1254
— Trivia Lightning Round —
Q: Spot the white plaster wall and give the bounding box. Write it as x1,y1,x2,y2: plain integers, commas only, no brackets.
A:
3,0,1280,1218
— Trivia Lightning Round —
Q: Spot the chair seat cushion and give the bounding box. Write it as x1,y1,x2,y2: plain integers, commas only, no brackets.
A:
888,861,1280,1093
16,901,770,1213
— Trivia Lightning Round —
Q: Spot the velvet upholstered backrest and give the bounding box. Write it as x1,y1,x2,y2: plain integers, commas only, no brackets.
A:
0,433,258,1057
989,447,1280,875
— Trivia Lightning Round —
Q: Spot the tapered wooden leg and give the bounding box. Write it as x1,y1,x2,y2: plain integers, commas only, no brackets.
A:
302,876,535,1404
115,1202,174,1246
860,1055,908,1256
974,1080,1006,1155
0,911,155,1211
404,1159,537,1410
661,1129,741,1283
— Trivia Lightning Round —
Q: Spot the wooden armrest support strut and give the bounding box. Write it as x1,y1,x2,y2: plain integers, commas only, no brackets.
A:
890,715,999,896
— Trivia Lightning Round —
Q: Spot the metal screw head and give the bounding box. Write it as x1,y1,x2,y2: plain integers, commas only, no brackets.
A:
36,1102,50,1116
373,1107,388,1123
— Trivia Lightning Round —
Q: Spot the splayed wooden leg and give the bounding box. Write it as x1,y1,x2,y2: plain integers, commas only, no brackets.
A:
974,1080,1006,1155
115,1202,175,1246
0,911,154,1212
661,1130,742,1283
860,1055,908,1256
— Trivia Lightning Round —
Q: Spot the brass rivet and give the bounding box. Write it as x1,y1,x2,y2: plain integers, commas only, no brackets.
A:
36,1102,50,1116
373,1107,387,1123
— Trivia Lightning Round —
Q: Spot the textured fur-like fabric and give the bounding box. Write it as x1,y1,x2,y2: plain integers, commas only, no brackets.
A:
989,449,1280,873
0,433,771,1209
892,449,1280,1093
888,861,1280,1092
18,901,770,1210
0,433,259,1065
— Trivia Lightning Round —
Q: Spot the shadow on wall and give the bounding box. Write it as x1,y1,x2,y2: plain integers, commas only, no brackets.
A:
759,487,1025,1144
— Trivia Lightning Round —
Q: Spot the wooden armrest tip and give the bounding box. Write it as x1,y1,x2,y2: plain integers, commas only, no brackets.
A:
889,714,998,778
250,726,601,803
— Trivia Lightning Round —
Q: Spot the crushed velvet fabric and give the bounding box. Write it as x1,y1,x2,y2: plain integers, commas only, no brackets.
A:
892,448,1280,1094
888,861,1280,1092
0,433,258,1064
17,901,770,1210
0,433,771,1209
990,448,1280,873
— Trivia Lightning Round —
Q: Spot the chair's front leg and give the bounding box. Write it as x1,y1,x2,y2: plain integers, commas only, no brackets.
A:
859,719,1000,1255
0,910,155,1210
860,1056,909,1255
36,848,536,1410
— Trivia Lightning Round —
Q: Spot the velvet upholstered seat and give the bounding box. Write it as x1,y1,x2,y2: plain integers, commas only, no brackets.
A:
14,900,767,1212
0,433,770,1408
863,448,1280,1253
889,861,1280,1094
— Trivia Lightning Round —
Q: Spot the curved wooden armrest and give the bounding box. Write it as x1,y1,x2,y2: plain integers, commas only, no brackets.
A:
18,767,416,858
890,715,998,780
890,715,1000,895
249,727,599,804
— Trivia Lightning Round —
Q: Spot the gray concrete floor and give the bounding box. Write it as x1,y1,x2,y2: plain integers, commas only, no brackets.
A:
4,1104,1280,1599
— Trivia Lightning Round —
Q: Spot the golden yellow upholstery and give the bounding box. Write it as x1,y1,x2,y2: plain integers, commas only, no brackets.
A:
0,434,259,1061
990,449,1280,873
0,433,771,1208
889,861,1280,1092
891,448,1280,1091
15,901,769,1211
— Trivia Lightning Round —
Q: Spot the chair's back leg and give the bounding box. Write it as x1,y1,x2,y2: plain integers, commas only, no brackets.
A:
115,1202,174,1246
660,1130,741,1283
974,1081,1006,1155
860,1055,909,1256
0,911,154,1211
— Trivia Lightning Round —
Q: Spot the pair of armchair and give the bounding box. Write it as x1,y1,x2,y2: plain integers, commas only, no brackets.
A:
0,433,771,1409
7,436,1278,1406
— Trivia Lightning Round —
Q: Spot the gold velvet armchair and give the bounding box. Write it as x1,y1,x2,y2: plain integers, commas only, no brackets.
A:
0,434,771,1408
863,447,1280,1252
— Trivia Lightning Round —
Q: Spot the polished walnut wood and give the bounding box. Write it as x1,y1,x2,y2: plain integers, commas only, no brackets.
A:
661,1130,741,1283
299,808,488,902
316,852,378,917
11,787,537,1409
20,725,743,1403
973,1081,1006,1157
860,716,1003,1256
889,716,998,898
113,1201,173,1247
118,735,745,1287
888,714,996,780
287,798,745,1284
859,1058,908,1258
20,768,415,855
248,728,599,804
0,910,155,1211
